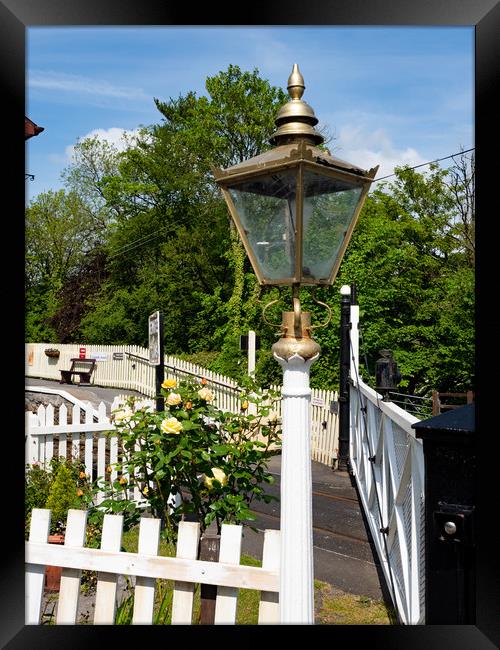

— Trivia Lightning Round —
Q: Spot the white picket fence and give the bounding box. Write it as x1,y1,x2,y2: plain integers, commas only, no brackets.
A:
26,508,280,624
349,376,425,625
26,342,340,468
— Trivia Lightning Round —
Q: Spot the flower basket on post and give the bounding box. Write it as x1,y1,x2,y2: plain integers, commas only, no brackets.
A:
44,349,60,359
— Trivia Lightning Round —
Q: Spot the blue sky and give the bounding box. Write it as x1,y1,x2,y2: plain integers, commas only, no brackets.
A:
26,26,474,203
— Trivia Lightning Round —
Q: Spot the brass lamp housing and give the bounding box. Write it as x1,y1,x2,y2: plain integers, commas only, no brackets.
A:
212,64,378,287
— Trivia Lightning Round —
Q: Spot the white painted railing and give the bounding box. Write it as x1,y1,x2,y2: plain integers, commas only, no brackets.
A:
26,343,340,468
349,376,425,624
26,509,280,624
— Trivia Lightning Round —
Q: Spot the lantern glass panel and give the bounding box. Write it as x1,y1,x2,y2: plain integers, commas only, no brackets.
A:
228,170,297,281
302,170,363,281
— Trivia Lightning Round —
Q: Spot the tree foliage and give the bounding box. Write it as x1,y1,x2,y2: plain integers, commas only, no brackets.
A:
25,66,474,396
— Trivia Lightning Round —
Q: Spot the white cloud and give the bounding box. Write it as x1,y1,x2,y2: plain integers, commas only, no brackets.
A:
29,70,148,101
331,124,428,181
51,127,145,166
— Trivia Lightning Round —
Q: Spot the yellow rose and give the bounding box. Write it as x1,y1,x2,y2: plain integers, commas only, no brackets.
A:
76,489,84,497
241,400,249,410
162,378,177,389
198,387,214,402
119,477,127,485
204,468,228,489
161,417,183,435
79,471,86,479
167,392,182,406
185,401,193,410
112,406,134,423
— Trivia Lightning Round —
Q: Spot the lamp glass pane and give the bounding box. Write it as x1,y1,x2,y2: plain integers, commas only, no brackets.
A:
228,170,297,281
302,170,363,281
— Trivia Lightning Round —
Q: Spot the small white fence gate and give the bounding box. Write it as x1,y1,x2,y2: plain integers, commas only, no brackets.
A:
26,508,280,625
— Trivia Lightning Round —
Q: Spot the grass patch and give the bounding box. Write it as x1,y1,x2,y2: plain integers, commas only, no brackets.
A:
314,581,396,625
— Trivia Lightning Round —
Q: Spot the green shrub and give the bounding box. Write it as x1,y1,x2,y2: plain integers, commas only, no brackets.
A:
45,463,84,534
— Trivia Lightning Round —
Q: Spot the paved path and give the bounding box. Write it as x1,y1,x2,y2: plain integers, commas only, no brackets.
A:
26,377,390,603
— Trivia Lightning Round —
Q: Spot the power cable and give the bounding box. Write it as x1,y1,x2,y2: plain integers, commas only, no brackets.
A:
372,147,474,183
106,147,474,259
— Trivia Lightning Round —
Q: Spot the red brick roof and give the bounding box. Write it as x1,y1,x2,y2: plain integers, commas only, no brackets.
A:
25,116,44,140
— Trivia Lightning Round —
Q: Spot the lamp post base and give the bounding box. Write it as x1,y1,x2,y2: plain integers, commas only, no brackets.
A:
272,315,320,624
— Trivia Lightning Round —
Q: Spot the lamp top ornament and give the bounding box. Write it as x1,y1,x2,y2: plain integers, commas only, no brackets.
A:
268,63,324,147
212,64,379,288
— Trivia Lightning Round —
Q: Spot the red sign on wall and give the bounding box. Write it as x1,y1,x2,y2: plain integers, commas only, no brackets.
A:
79,347,86,359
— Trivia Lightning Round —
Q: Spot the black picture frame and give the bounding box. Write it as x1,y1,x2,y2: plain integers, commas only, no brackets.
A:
6,1,499,647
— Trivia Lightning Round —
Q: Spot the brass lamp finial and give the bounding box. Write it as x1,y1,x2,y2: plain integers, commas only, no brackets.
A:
287,63,305,100
269,64,324,146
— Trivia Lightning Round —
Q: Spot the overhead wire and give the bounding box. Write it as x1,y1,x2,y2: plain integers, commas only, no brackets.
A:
105,147,475,259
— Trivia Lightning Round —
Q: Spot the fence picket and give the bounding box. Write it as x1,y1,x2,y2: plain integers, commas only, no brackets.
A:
72,404,81,462
58,403,68,461
26,508,51,624
56,509,88,624
171,521,201,624
214,524,243,624
258,529,281,623
132,517,161,624
94,514,123,624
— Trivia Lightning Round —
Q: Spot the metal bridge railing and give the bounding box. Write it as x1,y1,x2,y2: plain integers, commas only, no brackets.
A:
349,375,425,625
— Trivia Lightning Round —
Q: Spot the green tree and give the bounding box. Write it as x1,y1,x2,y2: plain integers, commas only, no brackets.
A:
308,156,475,395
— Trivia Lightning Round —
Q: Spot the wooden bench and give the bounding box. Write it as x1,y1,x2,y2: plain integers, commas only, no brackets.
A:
60,358,96,385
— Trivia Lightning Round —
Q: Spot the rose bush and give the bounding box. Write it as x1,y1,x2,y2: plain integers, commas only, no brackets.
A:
103,376,281,543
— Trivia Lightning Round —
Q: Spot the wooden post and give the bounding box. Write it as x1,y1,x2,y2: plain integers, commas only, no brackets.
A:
432,390,440,416
247,330,256,377
198,534,220,624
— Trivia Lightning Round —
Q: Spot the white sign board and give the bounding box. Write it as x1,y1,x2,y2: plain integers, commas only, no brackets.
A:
311,397,325,408
149,311,161,365
93,352,108,362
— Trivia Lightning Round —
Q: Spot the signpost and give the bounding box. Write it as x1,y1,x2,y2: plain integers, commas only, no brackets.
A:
149,311,164,411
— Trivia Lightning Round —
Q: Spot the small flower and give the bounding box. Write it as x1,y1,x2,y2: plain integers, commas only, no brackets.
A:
119,476,127,485
166,392,182,406
161,417,183,435
184,401,193,410
198,387,214,402
204,468,228,490
79,471,87,479
112,405,134,423
162,378,177,389
143,486,149,496
241,400,249,410
76,488,84,497
106,465,112,473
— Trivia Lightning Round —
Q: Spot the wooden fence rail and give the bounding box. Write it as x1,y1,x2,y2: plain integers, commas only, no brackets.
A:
26,508,280,625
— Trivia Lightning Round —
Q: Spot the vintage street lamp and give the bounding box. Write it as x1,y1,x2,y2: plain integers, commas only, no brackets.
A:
213,64,378,623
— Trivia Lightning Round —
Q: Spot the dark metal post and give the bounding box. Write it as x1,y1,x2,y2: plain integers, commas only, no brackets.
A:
338,286,351,471
155,314,165,412
412,404,476,623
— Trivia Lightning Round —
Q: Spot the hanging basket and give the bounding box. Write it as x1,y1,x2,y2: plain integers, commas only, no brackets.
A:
44,349,60,359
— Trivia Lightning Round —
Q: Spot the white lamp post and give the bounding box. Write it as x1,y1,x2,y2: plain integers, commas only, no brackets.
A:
213,64,378,623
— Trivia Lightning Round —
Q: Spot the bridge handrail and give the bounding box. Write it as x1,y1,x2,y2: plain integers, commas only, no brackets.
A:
349,374,425,625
